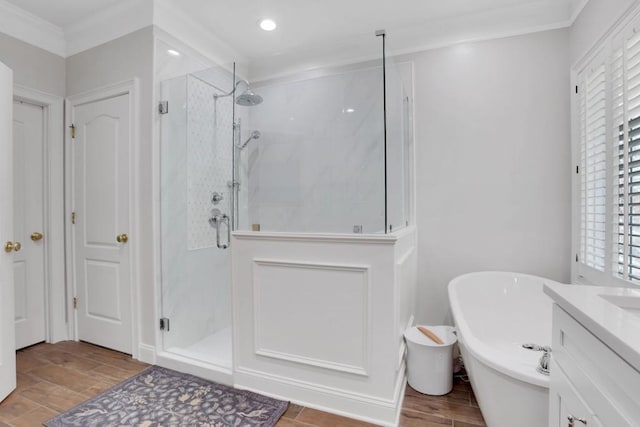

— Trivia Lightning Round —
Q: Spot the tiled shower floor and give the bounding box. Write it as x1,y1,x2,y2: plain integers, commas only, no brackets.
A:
0,341,485,426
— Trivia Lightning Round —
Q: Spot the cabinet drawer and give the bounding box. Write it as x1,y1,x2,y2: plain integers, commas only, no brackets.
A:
549,361,603,427
552,304,640,426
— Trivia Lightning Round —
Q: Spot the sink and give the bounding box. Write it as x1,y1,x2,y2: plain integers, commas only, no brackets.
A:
600,294,640,319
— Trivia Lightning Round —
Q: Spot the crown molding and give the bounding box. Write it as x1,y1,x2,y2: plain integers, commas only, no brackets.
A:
0,0,241,62
0,0,591,61
0,0,65,57
65,0,153,57
153,0,246,68
569,0,590,25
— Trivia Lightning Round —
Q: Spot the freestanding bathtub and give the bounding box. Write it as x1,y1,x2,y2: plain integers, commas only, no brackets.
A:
448,271,561,427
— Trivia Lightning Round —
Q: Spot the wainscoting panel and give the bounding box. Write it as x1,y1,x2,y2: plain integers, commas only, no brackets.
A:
231,227,418,426
253,259,370,376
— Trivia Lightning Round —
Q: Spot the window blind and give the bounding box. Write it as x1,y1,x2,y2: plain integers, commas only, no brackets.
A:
577,12,640,286
614,31,640,282
580,63,607,272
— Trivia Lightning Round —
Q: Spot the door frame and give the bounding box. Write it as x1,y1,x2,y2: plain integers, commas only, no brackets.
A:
13,84,66,344
65,79,140,358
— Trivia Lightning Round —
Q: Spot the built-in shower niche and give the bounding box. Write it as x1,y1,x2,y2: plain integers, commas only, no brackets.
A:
159,70,235,369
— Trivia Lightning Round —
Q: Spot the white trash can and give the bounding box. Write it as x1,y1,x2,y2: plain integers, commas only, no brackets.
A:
404,325,457,395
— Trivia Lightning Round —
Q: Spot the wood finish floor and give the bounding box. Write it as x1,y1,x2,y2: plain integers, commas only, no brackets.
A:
0,342,485,427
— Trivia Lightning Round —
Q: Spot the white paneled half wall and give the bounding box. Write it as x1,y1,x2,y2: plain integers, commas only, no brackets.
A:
231,228,417,426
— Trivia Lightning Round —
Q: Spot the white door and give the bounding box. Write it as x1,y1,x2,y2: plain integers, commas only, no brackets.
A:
71,93,132,354
13,100,45,350
0,62,16,402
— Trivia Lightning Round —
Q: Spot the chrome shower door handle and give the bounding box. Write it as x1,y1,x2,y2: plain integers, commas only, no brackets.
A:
215,214,230,250
224,214,231,249
568,415,587,426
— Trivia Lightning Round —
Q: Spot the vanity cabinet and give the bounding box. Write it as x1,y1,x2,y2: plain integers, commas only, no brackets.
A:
549,304,640,427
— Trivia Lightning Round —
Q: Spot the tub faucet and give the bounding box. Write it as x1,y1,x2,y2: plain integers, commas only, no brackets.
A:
537,350,551,376
522,343,551,352
522,343,551,376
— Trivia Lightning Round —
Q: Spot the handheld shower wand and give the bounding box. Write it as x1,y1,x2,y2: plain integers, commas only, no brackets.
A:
237,130,261,150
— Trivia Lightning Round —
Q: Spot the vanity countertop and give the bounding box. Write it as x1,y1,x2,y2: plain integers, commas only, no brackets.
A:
543,282,640,372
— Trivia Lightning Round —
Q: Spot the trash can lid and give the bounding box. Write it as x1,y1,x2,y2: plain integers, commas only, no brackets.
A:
404,325,457,347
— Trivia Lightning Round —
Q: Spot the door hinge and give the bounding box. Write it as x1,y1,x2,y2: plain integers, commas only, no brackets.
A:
69,123,76,139
73,297,78,309
158,101,169,114
160,317,170,331
71,211,76,224
575,85,579,94
576,165,580,174
576,253,579,262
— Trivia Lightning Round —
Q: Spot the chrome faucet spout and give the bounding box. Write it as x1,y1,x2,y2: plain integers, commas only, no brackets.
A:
522,343,551,375
522,343,551,352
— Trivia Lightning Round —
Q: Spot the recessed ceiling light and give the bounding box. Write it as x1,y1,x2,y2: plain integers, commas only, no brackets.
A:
259,19,277,31
167,49,181,57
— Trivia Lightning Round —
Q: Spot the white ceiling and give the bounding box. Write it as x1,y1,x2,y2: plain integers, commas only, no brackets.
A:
5,0,125,27
1,0,588,77
178,0,584,58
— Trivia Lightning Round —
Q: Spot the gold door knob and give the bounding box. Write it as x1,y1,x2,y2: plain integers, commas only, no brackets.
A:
4,241,20,253
31,232,43,241
116,233,128,244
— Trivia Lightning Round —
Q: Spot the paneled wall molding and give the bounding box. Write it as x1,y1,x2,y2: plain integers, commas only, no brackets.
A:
252,258,371,377
232,229,417,425
254,349,369,377
252,258,371,272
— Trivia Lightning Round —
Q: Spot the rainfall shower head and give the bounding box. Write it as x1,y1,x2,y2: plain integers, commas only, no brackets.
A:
214,79,263,106
236,88,263,106
237,130,261,150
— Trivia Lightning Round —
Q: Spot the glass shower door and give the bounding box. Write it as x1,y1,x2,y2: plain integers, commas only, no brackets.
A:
159,68,235,368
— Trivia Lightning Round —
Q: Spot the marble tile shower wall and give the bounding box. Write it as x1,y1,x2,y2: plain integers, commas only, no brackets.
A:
187,75,233,249
160,73,233,353
245,66,386,234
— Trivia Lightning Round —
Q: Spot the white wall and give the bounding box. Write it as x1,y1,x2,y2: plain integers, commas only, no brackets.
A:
570,0,639,65
403,29,572,324
66,27,156,350
0,32,65,96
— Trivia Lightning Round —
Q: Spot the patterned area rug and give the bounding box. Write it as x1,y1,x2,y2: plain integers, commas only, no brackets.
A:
44,366,288,427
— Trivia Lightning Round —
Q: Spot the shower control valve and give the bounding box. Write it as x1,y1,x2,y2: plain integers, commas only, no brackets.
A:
211,192,224,204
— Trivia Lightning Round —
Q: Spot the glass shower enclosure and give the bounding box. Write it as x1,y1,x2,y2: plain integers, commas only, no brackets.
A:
157,32,412,373
159,66,236,369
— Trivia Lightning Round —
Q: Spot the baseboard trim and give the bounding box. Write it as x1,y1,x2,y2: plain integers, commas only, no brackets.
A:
155,351,233,386
137,343,156,365
234,366,404,426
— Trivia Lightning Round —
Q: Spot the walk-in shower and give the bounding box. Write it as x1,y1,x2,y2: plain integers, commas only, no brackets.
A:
156,32,414,407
